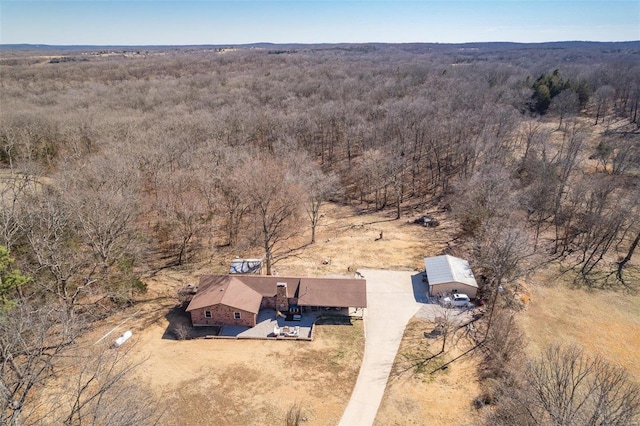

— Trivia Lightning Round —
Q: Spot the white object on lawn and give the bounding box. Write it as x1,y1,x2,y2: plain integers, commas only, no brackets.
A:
114,330,132,347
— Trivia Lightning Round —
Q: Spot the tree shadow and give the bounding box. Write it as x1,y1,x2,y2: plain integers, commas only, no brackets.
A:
361,217,399,226
161,303,221,340
315,314,354,326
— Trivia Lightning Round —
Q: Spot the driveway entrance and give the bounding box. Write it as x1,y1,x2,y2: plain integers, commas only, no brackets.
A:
339,269,428,426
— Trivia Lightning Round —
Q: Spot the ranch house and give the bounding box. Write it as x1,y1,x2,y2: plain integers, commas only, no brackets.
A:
186,275,367,327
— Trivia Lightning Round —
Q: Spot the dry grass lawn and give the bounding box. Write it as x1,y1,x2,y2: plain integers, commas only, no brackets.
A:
126,316,364,425
270,202,456,276
374,318,480,426
518,269,640,380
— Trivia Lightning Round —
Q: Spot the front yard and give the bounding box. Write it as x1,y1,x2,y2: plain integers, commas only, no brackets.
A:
375,318,480,425
128,309,365,425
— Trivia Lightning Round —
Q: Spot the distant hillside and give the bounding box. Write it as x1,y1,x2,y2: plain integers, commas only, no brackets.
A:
2,40,639,52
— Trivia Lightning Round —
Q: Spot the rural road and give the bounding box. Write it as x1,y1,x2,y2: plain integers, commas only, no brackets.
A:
338,269,430,426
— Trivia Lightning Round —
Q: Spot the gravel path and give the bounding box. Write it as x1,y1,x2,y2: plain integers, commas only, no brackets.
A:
338,269,428,426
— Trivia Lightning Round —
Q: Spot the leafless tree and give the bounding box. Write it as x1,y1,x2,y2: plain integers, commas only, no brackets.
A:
453,166,516,238
383,149,407,220
1,302,160,425
212,154,252,247
20,187,95,316
0,169,39,250
517,120,548,170
592,134,639,176
51,344,161,426
243,154,304,275
550,90,580,129
572,178,627,281
354,149,388,210
593,85,615,125
521,160,558,249
472,218,532,293
427,306,464,361
476,308,525,383
0,114,60,168
473,308,526,409
298,161,340,243
0,301,76,425
0,123,22,171
486,345,640,426
62,150,142,274
393,306,465,377
156,168,211,265
552,123,586,255
617,227,640,285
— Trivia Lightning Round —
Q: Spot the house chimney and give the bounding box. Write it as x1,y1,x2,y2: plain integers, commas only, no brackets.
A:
276,282,289,312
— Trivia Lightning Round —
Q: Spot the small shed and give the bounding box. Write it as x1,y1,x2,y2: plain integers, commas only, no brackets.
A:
229,258,263,275
424,255,478,298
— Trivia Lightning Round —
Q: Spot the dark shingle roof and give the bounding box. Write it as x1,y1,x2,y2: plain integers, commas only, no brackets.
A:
297,278,367,308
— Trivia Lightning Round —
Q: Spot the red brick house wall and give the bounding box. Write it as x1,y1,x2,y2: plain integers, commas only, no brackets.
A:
190,305,256,327
276,283,289,311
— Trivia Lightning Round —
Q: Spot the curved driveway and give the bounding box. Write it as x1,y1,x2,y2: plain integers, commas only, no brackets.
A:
339,269,429,426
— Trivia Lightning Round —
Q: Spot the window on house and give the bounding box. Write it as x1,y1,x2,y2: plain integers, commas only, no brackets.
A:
233,312,241,320
205,310,212,318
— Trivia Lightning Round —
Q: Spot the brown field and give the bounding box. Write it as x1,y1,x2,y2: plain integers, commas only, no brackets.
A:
257,202,457,276
375,318,480,426
518,269,640,380
102,201,638,425
128,317,364,425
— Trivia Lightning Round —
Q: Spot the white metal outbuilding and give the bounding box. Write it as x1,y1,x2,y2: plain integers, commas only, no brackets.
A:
424,255,478,298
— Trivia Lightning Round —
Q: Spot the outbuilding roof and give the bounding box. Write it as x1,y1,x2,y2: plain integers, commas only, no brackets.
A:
424,255,478,288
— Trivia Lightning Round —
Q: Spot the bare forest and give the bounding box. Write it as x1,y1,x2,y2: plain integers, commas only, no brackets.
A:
1,42,639,425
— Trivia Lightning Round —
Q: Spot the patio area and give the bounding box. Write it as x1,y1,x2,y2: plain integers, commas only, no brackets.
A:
219,309,321,340
216,307,362,340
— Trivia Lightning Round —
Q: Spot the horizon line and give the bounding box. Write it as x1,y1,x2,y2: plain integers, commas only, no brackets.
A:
2,40,640,48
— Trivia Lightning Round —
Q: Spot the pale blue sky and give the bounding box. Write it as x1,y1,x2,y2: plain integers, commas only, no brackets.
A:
1,1,638,45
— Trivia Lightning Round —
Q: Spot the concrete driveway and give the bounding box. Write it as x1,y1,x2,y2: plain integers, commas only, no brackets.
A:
339,269,428,426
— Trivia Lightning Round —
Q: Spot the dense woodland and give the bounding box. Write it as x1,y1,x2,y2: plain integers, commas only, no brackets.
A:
1,42,639,424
